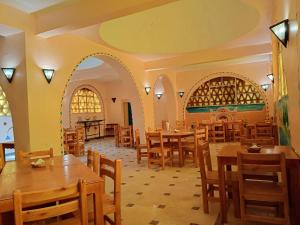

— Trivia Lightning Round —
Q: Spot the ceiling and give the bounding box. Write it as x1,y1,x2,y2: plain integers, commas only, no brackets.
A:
99,0,260,54
0,0,74,13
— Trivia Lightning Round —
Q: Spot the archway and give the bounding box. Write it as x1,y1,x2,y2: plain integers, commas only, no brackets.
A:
153,75,177,128
0,85,14,161
61,54,145,145
183,72,269,126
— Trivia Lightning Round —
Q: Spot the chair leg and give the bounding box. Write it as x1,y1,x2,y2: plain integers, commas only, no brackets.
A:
232,184,240,218
114,210,121,225
201,184,209,214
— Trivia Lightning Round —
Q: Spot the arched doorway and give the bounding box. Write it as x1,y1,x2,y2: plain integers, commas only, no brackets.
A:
0,85,14,161
61,54,145,145
153,75,177,128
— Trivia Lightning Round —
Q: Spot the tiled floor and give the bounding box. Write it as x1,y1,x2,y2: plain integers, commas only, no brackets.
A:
83,138,242,225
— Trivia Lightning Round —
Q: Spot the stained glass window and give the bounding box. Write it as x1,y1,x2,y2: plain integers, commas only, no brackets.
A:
71,88,101,113
0,87,11,116
187,76,264,108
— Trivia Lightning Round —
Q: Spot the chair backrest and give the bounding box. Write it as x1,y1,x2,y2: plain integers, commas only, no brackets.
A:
76,127,85,142
213,121,225,131
161,120,169,131
237,152,288,194
196,127,208,142
19,148,54,160
145,131,164,151
97,154,121,205
87,149,99,173
175,120,186,130
135,129,141,146
197,141,212,183
14,179,88,225
255,122,273,138
240,137,274,147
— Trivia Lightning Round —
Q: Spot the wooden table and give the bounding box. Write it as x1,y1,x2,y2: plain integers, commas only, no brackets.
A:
0,154,104,225
217,145,300,225
162,131,194,167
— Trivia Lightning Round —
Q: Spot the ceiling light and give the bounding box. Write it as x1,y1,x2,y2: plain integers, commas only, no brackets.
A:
270,19,289,47
1,68,15,83
42,69,55,84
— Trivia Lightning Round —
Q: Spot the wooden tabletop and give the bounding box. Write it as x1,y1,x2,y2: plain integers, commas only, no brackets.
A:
0,154,103,212
218,144,299,160
162,131,193,138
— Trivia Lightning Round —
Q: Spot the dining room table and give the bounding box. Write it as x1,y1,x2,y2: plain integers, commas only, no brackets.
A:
217,144,300,225
162,130,194,167
0,154,104,225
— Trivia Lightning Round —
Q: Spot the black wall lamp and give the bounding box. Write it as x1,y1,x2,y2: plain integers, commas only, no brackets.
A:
270,19,289,47
145,86,151,95
155,93,163,99
267,74,274,83
261,84,270,91
112,97,117,103
42,69,55,84
1,68,15,83
178,91,184,98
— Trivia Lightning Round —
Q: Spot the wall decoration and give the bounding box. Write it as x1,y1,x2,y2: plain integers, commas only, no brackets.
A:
186,76,265,112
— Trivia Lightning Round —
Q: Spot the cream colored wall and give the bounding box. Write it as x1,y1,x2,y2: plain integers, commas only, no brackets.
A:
0,33,30,151
175,61,273,122
272,0,300,152
22,33,149,154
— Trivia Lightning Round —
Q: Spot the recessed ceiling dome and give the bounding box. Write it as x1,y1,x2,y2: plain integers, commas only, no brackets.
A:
76,57,104,70
99,0,259,54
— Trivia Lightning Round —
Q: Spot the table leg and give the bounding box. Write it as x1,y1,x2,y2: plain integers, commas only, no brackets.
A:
218,157,227,224
178,138,183,167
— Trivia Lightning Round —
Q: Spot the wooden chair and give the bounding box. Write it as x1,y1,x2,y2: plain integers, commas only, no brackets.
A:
14,179,88,225
227,121,243,142
76,127,85,156
182,128,207,167
255,122,273,138
212,121,226,142
18,148,54,160
92,153,121,225
64,130,79,156
0,145,4,173
119,126,133,147
237,152,290,225
240,137,275,147
87,149,99,173
145,131,172,169
135,129,147,163
197,141,240,216
175,120,186,130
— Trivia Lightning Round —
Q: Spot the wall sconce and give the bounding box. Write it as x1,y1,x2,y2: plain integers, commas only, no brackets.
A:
1,68,15,83
261,84,270,91
42,69,55,84
267,74,274,83
178,91,184,98
270,19,289,47
155,93,163,99
112,97,117,103
145,86,151,95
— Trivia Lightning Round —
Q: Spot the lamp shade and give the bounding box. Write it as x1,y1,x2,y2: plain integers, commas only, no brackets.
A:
261,84,270,91
156,93,163,99
145,86,151,95
270,19,289,47
1,68,15,83
42,69,55,83
267,74,274,82
178,91,184,98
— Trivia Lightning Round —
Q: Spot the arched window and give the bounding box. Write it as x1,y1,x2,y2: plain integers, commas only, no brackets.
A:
187,76,264,111
71,88,101,113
